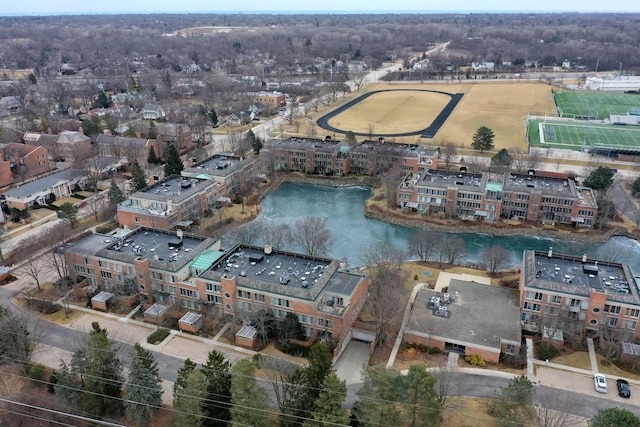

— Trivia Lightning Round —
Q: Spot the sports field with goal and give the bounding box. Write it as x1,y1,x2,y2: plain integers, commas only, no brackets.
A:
554,91,640,120
528,119,640,152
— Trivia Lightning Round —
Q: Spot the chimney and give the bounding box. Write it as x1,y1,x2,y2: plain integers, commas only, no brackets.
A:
78,126,84,135
582,254,587,263
547,247,553,258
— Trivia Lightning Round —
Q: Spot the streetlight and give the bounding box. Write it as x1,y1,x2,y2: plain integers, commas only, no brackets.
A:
618,62,623,76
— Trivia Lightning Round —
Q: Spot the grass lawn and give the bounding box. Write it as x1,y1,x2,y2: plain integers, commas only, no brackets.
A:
298,82,556,151
442,397,498,427
551,351,640,380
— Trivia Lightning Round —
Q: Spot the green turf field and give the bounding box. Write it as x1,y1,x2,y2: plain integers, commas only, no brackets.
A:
528,119,640,151
554,92,640,120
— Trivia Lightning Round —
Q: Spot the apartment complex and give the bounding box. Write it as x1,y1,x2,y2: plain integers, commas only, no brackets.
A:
116,152,261,231
117,176,222,230
261,137,439,176
65,228,369,356
182,153,262,198
396,170,598,227
520,249,640,343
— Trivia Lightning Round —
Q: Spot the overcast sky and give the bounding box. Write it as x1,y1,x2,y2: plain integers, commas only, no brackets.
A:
2,0,639,15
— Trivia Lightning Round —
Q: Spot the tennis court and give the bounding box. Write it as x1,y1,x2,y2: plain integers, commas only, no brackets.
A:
554,91,640,120
528,119,640,153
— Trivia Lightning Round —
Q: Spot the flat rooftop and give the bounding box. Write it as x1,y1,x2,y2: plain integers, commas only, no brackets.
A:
67,227,216,272
504,174,573,196
201,244,364,300
527,251,636,298
187,153,248,177
273,137,343,152
418,169,483,188
134,176,211,202
353,140,437,157
406,280,521,350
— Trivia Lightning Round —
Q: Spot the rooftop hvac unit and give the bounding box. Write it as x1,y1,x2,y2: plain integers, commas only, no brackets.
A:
264,245,272,255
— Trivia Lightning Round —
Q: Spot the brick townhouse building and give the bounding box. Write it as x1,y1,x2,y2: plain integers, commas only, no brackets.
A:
261,137,439,176
117,153,261,232
23,130,92,163
65,228,369,356
252,91,286,111
117,176,222,230
520,249,640,344
0,143,50,187
397,169,598,227
182,152,262,198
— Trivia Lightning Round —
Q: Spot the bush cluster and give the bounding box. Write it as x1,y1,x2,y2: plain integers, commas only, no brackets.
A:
147,328,171,344
465,354,486,367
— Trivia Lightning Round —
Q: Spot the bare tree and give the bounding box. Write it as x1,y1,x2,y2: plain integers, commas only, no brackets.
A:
481,245,512,274
367,123,375,141
440,142,458,170
436,235,466,264
409,229,438,262
261,223,293,250
363,242,407,347
18,252,48,291
432,360,460,407
228,222,261,245
43,224,74,283
534,394,581,427
382,171,404,210
294,216,333,257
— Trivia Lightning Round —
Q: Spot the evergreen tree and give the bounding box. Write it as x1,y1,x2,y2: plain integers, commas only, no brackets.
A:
471,126,495,152
130,160,148,192
108,179,125,204
583,166,615,191
164,144,184,177
401,365,441,427
200,350,232,427
304,371,348,427
173,358,197,407
147,120,158,139
345,130,358,147
207,108,218,127
28,72,37,84
355,365,403,426
174,369,207,427
230,359,271,427
57,202,78,228
147,145,160,165
69,322,124,419
53,360,83,408
633,176,640,196
488,375,535,427
124,126,137,138
124,343,163,426
94,91,112,109
590,408,640,427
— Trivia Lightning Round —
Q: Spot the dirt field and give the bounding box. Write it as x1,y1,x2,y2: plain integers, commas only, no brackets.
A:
308,82,556,151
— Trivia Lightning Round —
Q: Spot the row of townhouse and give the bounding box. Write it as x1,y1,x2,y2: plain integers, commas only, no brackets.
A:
520,249,640,344
396,169,598,227
64,227,369,355
261,137,439,176
117,152,261,230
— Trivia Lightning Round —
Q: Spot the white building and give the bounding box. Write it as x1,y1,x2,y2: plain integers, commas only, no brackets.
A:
584,75,640,92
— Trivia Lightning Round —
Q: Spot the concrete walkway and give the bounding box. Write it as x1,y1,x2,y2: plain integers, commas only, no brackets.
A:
587,338,598,373
386,281,426,368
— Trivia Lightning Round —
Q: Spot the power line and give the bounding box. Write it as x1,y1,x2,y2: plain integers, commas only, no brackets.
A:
0,397,126,426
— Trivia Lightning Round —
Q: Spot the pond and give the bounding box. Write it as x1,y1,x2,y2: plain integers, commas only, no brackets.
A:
253,183,640,273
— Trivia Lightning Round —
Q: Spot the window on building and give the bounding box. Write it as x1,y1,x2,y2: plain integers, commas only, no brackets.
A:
505,344,517,355
237,290,251,299
604,304,621,314
100,271,112,279
254,294,265,303
206,282,221,293
271,297,291,308
605,317,618,327
625,308,640,318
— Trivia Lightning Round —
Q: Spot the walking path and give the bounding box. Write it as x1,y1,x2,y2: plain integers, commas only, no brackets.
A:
587,337,599,373
386,281,426,368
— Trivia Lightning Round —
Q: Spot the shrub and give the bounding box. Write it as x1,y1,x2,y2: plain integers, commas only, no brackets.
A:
413,274,419,281
147,327,170,344
465,354,486,367
534,342,560,361
48,371,58,393
26,362,47,383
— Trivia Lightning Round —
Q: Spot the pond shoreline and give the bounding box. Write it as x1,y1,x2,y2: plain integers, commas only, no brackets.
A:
260,173,638,245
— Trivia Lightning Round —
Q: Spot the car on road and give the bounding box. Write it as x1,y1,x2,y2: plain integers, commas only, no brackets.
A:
616,379,631,398
594,374,608,393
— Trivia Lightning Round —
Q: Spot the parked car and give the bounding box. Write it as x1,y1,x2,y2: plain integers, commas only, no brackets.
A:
616,379,631,398
594,374,608,393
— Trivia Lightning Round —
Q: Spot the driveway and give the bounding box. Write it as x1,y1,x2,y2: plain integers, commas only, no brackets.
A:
334,340,371,385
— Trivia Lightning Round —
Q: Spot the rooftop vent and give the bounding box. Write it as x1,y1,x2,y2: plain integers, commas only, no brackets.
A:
264,245,272,255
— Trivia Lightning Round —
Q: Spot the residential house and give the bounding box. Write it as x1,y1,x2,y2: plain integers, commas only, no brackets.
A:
520,249,640,344
347,61,367,72
95,134,159,165
3,168,85,210
0,143,50,187
155,123,193,155
0,96,21,111
23,130,92,163
228,111,254,127
404,277,521,363
142,103,166,120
